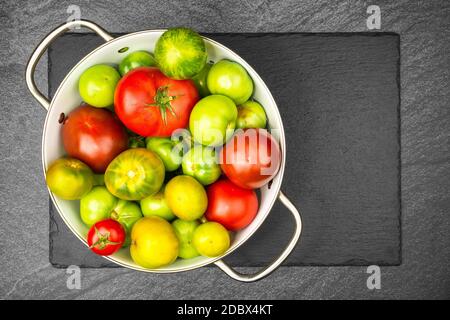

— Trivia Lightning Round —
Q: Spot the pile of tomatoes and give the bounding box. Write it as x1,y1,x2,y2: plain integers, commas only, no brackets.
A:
45,27,281,269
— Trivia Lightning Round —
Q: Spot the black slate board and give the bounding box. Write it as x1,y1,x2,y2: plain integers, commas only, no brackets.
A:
48,33,401,267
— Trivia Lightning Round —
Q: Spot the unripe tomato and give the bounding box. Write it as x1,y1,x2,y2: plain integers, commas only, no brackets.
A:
130,216,179,268
192,62,213,97
119,51,156,76
182,145,221,185
236,100,267,129
105,148,165,201
192,222,230,257
78,64,120,108
172,219,200,259
140,186,176,221
146,137,183,172
165,175,208,221
46,158,94,200
189,95,237,147
207,60,253,105
154,28,207,80
80,186,117,226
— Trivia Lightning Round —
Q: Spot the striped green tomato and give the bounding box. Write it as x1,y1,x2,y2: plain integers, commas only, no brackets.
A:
154,28,207,80
105,148,165,201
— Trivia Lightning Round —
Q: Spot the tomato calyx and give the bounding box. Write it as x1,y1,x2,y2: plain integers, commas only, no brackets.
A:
128,135,146,148
146,85,181,125
89,226,121,250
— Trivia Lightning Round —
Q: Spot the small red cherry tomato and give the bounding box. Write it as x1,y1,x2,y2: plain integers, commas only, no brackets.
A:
87,219,126,256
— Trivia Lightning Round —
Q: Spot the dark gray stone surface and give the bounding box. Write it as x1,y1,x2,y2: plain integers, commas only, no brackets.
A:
0,0,449,299
48,33,401,267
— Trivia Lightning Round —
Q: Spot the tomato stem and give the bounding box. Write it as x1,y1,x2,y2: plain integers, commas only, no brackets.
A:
90,226,121,250
146,85,182,125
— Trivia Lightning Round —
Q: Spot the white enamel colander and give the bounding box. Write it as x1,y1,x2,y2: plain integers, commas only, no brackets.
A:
26,20,302,282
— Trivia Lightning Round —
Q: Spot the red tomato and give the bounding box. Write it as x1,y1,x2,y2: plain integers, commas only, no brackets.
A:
205,179,258,231
87,219,126,256
62,104,128,173
220,129,281,189
114,67,199,137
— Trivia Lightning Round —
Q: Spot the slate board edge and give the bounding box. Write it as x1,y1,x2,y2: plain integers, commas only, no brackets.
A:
47,32,402,268
396,34,402,266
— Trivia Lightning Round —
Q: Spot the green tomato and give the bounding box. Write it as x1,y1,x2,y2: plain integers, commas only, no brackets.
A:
236,100,267,129
182,145,221,185
80,186,117,226
146,137,182,172
189,95,237,146
119,51,156,76
170,128,195,154
154,27,207,80
78,64,120,108
207,60,253,105
110,200,143,247
192,62,212,97
105,148,165,201
172,219,200,259
140,186,176,221
192,222,230,257
46,158,94,200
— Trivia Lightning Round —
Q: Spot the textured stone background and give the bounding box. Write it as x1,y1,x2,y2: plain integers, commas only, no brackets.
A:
0,0,449,299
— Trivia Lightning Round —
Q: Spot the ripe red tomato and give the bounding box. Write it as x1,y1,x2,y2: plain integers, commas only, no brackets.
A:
220,129,281,189
62,104,128,173
87,219,126,256
114,67,199,137
205,179,258,231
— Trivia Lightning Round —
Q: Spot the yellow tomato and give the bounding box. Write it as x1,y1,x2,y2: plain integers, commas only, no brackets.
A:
130,216,179,269
165,175,208,221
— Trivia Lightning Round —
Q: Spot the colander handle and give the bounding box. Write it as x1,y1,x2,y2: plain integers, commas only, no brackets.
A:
25,20,113,110
215,191,302,282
